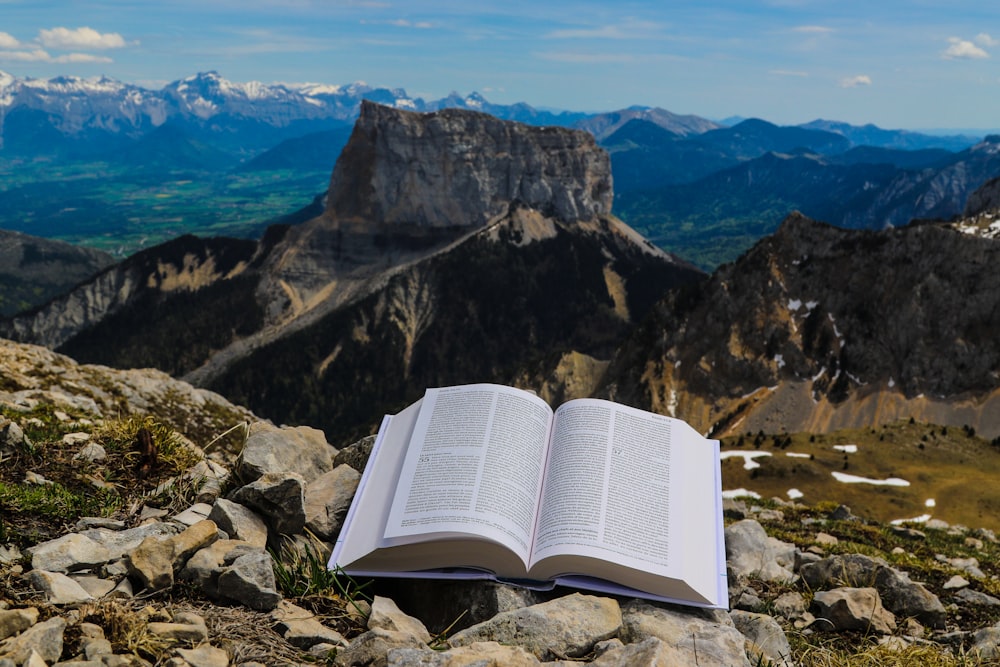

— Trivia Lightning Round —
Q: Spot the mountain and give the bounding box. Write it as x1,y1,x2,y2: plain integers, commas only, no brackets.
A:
572,106,721,141
0,230,114,316
692,119,851,159
237,125,354,172
800,119,979,152
600,211,1000,440
1,102,703,441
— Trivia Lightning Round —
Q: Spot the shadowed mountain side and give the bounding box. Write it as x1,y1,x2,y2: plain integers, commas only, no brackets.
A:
600,212,1000,439
208,208,701,442
0,230,114,316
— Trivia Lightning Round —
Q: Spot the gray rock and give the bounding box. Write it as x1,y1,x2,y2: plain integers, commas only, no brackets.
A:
28,570,95,605
972,621,1000,660
956,588,1000,606
208,499,269,548
237,423,334,484
588,636,689,666
334,435,376,473
811,587,896,634
179,539,254,598
230,472,307,536
388,580,543,633
304,464,361,541
216,551,281,611
29,533,112,573
621,599,752,667
69,574,117,599
450,593,621,661
731,610,795,667
80,523,180,561
73,442,106,462
338,627,427,667
328,101,612,231
171,502,213,527
725,519,796,582
0,616,66,664
368,596,432,644
799,553,946,629
388,641,542,666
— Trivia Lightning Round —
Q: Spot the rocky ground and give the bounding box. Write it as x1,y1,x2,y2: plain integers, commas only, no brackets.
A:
5,339,1000,666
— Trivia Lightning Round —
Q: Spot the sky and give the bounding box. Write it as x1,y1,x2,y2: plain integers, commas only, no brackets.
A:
1,0,999,131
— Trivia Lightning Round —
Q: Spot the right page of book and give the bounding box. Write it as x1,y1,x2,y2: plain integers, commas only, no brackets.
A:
527,398,723,605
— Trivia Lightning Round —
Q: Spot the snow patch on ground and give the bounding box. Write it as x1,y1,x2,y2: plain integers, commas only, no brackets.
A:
833,444,858,454
723,488,762,500
721,451,772,470
832,471,910,486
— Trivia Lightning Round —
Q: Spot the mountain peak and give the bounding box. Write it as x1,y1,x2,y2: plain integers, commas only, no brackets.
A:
325,101,613,228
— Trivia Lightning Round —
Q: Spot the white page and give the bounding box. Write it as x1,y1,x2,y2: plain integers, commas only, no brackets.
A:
531,399,693,579
383,384,553,560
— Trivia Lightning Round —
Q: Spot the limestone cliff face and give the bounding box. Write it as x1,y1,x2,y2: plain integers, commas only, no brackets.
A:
602,212,1000,438
326,100,612,227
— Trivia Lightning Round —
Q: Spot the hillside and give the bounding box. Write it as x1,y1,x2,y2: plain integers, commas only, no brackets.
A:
600,210,1000,441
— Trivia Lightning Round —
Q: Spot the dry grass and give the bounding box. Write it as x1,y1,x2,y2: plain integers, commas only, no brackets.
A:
721,420,1000,532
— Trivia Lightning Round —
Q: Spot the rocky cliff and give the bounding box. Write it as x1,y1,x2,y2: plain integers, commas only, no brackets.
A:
601,212,1000,439
327,100,612,228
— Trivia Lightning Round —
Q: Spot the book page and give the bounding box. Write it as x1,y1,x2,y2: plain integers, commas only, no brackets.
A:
531,399,682,575
383,384,552,562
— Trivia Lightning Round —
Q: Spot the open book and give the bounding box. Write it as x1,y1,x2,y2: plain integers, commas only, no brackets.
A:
330,383,727,609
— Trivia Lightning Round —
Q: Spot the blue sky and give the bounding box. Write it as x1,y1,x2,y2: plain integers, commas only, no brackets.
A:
1,0,998,130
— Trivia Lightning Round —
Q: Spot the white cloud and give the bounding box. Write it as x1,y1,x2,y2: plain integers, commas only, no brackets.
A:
388,19,433,29
840,74,872,88
535,51,635,64
546,19,661,40
0,48,112,63
793,25,834,34
976,33,999,47
943,37,989,60
0,32,20,49
38,26,126,50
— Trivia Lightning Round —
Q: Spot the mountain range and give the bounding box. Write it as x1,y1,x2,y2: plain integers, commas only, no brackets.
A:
4,99,1000,449
1,69,991,271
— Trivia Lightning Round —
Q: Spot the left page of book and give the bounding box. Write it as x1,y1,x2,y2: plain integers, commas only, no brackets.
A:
382,384,553,569
331,399,424,570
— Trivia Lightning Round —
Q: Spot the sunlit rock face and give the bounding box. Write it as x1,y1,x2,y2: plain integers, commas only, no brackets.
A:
325,100,613,228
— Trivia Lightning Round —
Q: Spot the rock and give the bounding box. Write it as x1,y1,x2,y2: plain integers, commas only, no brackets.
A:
334,435,376,473
179,539,256,598
731,610,795,667
588,636,689,666
303,464,361,541
368,596,432,644
208,499,269,548
0,616,66,665
126,520,218,592
147,611,209,644
270,600,347,649
69,574,117,599
327,101,612,230
725,519,796,582
230,472,307,536
388,641,542,666
28,570,95,605
237,422,334,484
956,588,1000,606
0,607,38,640
944,575,970,590
338,627,428,667
216,551,282,611
450,593,620,661
73,442,106,462
172,503,213,527
28,533,112,573
811,587,896,634
973,621,1000,659
175,643,229,667
80,523,181,561
798,553,946,629
620,599,752,667
937,554,985,579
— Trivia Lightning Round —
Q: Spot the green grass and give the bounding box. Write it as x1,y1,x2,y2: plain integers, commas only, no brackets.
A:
0,158,329,256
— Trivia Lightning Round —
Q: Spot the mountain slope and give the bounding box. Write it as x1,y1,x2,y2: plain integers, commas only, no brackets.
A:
601,212,1000,439
0,230,114,316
